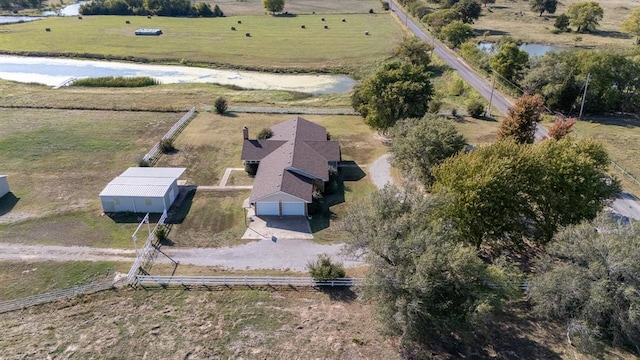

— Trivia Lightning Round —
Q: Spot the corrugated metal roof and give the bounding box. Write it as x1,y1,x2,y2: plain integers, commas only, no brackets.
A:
99,184,169,197
109,176,175,186
119,167,186,178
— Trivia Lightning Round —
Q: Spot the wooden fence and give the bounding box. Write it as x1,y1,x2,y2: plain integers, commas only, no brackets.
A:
144,106,196,164
136,275,361,288
0,280,115,314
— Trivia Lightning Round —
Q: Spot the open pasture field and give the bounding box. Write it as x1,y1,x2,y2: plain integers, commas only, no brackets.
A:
0,80,352,111
473,0,637,47
209,0,384,16
0,13,404,72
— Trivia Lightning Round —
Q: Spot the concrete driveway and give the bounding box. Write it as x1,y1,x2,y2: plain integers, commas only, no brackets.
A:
242,207,313,240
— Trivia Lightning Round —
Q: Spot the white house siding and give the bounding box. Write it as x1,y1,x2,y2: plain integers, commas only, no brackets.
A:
0,176,9,198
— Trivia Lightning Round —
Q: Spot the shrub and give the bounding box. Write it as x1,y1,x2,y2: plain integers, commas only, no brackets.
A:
467,100,485,118
428,98,443,113
136,156,151,167
71,76,159,87
381,0,389,10
450,78,467,96
257,128,273,139
155,225,168,243
307,254,346,281
245,162,258,176
214,97,228,114
554,13,570,31
159,138,175,154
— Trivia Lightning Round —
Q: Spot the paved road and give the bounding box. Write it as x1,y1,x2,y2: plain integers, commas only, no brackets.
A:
0,241,363,272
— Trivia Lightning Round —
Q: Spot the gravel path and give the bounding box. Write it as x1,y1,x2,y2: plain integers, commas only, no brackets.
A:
368,154,393,190
0,241,363,272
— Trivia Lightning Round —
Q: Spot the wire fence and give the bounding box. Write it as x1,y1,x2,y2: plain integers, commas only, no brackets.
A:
136,275,361,288
144,106,196,164
0,280,116,314
126,211,168,284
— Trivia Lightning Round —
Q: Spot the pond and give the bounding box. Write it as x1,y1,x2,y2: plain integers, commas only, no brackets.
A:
477,42,564,57
0,2,86,24
0,55,358,94
0,16,42,24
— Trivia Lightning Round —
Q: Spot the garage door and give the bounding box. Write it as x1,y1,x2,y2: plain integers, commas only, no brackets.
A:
282,202,305,216
256,202,280,216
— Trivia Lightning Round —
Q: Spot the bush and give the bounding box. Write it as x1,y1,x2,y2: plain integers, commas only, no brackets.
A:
71,76,159,87
136,156,151,167
257,128,273,139
155,225,168,243
214,97,228,114
428,98,443,113
307,254,346,281
554,13,570,31
244,162,258,176
159,138,175,154
467,100,485,118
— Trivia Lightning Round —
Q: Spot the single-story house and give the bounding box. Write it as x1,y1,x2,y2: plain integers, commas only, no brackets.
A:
99,167,186,214
0,175,9,198
241,117,341,216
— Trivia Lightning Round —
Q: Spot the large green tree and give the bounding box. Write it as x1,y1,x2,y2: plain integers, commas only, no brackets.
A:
529,215,640,355
530,0,557,16
566,1,604,33
622,8,640,42
497,93,545,144
394,37,432,70
390,116,467,186
262,0,284,14
432,138,620,249
454,0,482,23
351,62,434,131
340,186,518,346
490,41,530,85
440,20,475,48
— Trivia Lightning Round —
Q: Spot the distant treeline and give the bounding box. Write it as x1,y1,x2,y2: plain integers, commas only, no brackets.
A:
0,0,44,11
71,76,160,87
79,0,224,17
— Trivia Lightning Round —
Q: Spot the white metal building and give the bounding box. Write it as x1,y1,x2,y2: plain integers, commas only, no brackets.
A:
99,167,185,213
0,175,9,198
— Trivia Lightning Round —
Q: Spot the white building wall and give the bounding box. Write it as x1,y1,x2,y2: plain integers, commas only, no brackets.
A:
0,176,9,198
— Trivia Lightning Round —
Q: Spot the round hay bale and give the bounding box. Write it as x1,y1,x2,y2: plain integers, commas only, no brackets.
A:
301,24,306,29
78,15,83,19
238,20,242,24
147,15,151,18
231,26,236,30
321,17,325,21
341,18,346,22
245,32,251,37
125,20,130,24
324,25,328,29
45,27,51,32
365,30,369,35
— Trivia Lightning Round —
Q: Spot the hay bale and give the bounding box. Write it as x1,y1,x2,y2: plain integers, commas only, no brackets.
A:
231,26,236,30
238,20,242,24
324,25,329,29
45,27,51,32
365,30,369,35
125,20,130,24
245,32,251,37
321,17,325,21
78,15,83,19
342,18,346,22
301,24,306,29
147,15,151,19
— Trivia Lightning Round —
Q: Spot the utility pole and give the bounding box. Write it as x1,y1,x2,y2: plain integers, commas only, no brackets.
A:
487,72,496,118
579,72,590,119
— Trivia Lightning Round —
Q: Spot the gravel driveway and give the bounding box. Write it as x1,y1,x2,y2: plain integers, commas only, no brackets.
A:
368,154,393,190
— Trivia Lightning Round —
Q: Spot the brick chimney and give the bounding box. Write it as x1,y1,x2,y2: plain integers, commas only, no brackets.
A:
243,125,248,140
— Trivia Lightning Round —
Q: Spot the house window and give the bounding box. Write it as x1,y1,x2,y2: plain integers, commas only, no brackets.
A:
145,198,152,205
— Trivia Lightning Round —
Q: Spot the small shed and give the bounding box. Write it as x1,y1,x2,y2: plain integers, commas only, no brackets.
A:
0,175,10,198
99,167,185,213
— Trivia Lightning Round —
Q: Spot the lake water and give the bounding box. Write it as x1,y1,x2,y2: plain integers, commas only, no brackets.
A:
0,56,357,94
42,2,87,16
0,16,42,24
478,42,563,57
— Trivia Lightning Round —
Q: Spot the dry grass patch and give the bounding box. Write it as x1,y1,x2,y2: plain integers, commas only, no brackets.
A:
210,0,384,16
474,0,637,47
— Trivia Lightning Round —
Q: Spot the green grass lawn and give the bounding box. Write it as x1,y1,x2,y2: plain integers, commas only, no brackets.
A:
0,13,404,72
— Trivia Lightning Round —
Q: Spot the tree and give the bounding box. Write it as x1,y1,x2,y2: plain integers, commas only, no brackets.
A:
394,37,432,69
621,8,640,43
192,2,213,17
530,0,557,16
554,13,570,31
214,96,228,114
529,215,640,355
547,116,576,140
423,9,461,31
566,2,604,33
351,62,434,132
213,4,223,16
440,20,475,48
432,138,620,248
262,0,284,14
340,186,518,346
490,41,530,85
307,254,346,281
390,116,467,186
454,0,482,23
497,93,545,144
466,99,485,118
257,128,273,139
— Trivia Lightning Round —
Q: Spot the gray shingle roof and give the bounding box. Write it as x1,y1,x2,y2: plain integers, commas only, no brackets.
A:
243,117,340,203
